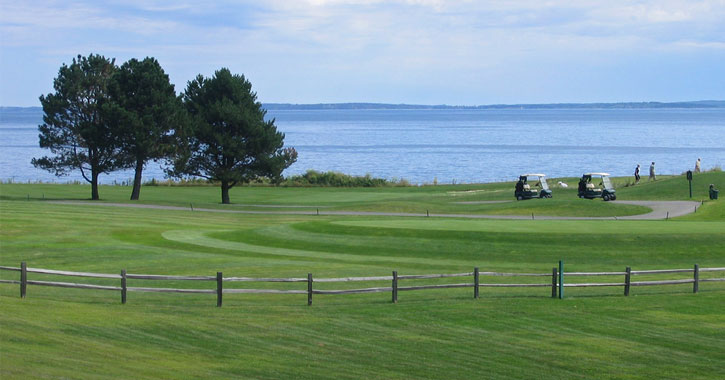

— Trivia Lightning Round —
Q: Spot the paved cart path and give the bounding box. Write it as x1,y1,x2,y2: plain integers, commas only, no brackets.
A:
49,200,701,220
609,201,701,220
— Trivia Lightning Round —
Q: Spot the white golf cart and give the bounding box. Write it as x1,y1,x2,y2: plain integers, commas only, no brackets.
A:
514,173,553,200
577,173,616,201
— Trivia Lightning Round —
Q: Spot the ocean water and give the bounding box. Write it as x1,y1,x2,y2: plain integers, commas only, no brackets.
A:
1,107,723,184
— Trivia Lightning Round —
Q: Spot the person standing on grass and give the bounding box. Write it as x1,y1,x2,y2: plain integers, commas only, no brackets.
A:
516,178,524,193
578,177,587,193
649,162,656,181
695,158,701,173
634,164,641,184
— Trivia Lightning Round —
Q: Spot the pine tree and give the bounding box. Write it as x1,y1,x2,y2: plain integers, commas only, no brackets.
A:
174,68,296,204
33,54,127,200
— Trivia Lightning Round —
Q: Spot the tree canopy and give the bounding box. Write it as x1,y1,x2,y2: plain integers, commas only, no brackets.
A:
32,54,126,200
106,57,186,200
175,68,297,203
34,56,296,202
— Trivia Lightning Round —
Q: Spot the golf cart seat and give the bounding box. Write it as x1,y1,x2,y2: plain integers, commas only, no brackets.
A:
586,183,596,189
523,184,531,190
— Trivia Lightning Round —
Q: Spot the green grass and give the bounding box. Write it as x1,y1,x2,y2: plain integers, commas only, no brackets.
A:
3,170,721,217
617,170,722,199
0,180,724,379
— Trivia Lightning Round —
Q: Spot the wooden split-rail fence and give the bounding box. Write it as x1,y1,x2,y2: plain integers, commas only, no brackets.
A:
0,262,723,307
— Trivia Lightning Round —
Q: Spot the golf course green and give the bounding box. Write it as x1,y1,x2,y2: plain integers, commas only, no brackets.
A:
0,172,723,379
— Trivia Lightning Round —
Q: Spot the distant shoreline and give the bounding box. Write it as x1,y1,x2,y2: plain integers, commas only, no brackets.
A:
3,100,725,113
264,101,725,110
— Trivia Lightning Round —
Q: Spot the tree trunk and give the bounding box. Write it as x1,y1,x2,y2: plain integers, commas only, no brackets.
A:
221,180,231,204
91,170,100,200
130,159,144,200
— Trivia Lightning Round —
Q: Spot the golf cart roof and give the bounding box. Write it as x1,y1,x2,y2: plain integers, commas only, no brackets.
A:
584,172,610,176
521,173,546,177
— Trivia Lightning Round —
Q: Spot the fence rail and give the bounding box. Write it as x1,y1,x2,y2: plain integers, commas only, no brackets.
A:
313,276,391,283
1,262,723,307
397,272,471,280
127,287,216,294
224,277,308,283
630,269,693,275
27,268,121,279
27,280,121,291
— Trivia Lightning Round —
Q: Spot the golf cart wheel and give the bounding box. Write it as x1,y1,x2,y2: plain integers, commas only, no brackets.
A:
603,194,610,201
517,195,523,201
611,194,617,201
547,194,552,198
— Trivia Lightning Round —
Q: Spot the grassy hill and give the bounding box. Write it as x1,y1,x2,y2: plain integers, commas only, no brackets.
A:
0,177,723,379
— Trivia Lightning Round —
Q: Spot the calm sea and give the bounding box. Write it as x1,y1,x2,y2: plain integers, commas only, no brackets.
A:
1,107,723,184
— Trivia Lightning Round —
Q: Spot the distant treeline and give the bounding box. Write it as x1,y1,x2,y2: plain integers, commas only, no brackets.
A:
263,100,725,110
4,100,725,114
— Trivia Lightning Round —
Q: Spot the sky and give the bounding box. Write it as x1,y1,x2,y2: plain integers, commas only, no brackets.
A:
1,0,725,106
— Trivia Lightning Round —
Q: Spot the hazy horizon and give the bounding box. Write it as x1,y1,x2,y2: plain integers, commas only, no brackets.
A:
2,100,725,109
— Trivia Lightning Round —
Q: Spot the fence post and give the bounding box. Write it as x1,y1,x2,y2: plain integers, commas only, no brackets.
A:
693,264,699,293
307,273,313,306
558,260,564,299
473,267,479,299
20,261,27,299
121,269,127,304
624,267,631,296
392,271,398,303
551,267,557,298
216,272,223,307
